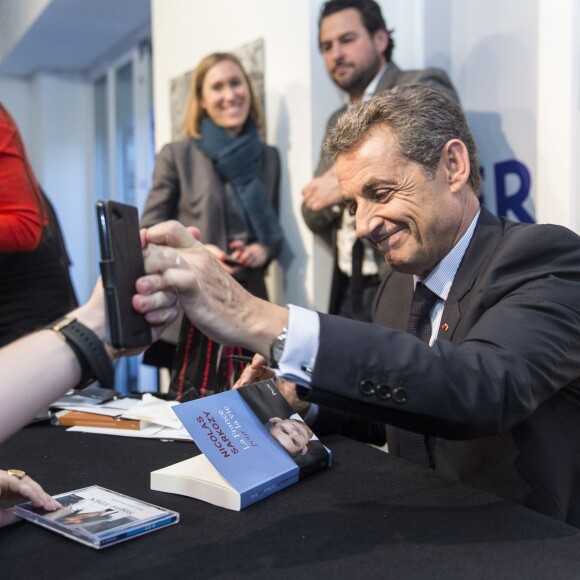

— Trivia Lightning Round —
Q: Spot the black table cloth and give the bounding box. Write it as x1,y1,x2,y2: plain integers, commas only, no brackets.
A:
1,424,579,579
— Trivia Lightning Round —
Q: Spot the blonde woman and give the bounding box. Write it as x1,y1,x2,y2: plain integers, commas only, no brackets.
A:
141,53,283,393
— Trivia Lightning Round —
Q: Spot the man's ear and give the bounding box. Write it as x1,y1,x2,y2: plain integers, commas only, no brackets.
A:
442,139,470,192
372,29,389,57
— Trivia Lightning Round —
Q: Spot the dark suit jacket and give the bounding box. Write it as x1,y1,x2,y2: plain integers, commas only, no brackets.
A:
301,62,459,314
303,207,580,526
305,63,458,442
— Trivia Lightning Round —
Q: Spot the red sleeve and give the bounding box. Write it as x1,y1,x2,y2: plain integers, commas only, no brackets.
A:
0,113,44,252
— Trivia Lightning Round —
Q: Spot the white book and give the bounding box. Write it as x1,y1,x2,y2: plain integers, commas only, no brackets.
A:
152,454,242,511
151,380,332,510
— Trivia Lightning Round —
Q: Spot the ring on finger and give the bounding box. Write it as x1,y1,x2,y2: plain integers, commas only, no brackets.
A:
7,469,27,480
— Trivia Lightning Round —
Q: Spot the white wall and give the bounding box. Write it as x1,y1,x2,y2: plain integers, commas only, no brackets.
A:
152,0,324,309
1,0,577,320
150,0,440,311
440,0,538,222
536,0,580,229
150,0,558,314
0,74,94,302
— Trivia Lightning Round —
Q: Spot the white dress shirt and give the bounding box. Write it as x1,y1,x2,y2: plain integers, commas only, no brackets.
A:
278,209,481,387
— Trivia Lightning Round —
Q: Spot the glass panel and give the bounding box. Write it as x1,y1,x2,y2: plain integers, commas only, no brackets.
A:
94,75,109,200
114,61,138,393
115,61,135,206
93,50,157,394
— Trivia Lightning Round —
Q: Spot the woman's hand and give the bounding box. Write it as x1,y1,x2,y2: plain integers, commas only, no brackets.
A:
205,243,243,275
0,470,61,527
229,240,269,269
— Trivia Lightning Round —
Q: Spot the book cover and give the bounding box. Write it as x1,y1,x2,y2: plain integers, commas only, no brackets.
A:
52,410,143,430
151,379,331,510
14,485,179,549
50,384,118,408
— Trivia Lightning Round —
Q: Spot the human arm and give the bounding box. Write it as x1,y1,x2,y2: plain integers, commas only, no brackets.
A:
0,470,61,527
231,346,386,445
135,219,580,442
300,110,345,238
301,222,580,439
0,265,179,445
134,220,288,357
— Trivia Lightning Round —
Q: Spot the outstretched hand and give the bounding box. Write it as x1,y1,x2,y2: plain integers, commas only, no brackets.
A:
133,221,288,356
0,470,61,527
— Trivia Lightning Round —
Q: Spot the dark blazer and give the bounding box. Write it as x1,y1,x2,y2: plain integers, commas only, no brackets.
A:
301,62,459,314
141,138,281,300
303,207,580,526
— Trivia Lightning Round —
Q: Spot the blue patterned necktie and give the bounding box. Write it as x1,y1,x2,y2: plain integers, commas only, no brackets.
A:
398,282,440,467
407,282,439,344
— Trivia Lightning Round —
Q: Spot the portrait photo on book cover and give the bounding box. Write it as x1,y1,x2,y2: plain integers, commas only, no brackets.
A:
32,493,135,534
237,380,329,476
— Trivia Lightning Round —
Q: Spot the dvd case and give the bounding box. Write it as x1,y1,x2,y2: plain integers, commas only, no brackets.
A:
14,485,179,549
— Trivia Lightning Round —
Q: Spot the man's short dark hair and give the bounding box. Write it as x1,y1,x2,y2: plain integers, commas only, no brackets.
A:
325,84,481,193
319,0,395,62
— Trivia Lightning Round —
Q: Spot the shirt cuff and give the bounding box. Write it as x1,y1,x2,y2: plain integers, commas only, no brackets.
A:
302,402,319,425
275,304,319,388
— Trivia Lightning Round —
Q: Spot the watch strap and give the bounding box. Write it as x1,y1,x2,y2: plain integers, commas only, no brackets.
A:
48,317,114,389
269,327,288,369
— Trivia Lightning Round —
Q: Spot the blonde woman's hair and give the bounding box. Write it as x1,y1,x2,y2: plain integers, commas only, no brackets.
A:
181,52,263,139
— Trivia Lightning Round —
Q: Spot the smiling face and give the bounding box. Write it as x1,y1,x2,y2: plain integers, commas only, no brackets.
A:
319,8,387,101
200,59,251,136
336,126,465,278
268,417,313,456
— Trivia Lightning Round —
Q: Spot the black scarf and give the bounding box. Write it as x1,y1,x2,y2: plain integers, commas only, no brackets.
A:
196,117,283,245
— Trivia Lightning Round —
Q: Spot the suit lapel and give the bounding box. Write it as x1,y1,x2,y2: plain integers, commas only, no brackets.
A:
439,207,505,342
373,271,414,331
376,62,401,93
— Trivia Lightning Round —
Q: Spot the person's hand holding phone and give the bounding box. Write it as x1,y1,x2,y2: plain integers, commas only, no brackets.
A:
228,240,269,269
96,201,152,349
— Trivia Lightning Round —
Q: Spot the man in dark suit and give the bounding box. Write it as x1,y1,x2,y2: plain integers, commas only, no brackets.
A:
302,0,458,322
138,85,580,527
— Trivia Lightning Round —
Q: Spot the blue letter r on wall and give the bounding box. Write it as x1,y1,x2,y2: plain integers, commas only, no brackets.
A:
495,160,533,223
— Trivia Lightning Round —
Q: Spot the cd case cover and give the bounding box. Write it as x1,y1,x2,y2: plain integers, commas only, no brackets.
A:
14,485,179,549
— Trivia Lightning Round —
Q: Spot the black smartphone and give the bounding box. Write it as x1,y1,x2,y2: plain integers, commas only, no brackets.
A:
96,200,151,349
223,255,243,267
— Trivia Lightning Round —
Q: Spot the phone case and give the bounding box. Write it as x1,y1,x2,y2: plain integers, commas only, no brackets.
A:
96,200,151,349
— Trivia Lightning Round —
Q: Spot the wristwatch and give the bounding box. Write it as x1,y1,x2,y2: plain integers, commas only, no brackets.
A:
269,327,288,369
47,317,114,389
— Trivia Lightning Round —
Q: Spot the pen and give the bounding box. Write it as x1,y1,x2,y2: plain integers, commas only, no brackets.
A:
226,354,254,364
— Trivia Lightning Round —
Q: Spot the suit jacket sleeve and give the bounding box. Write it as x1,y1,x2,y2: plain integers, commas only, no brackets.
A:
141,143,180,228
310,406,386,446
403,68,460,104
300,222,580,440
